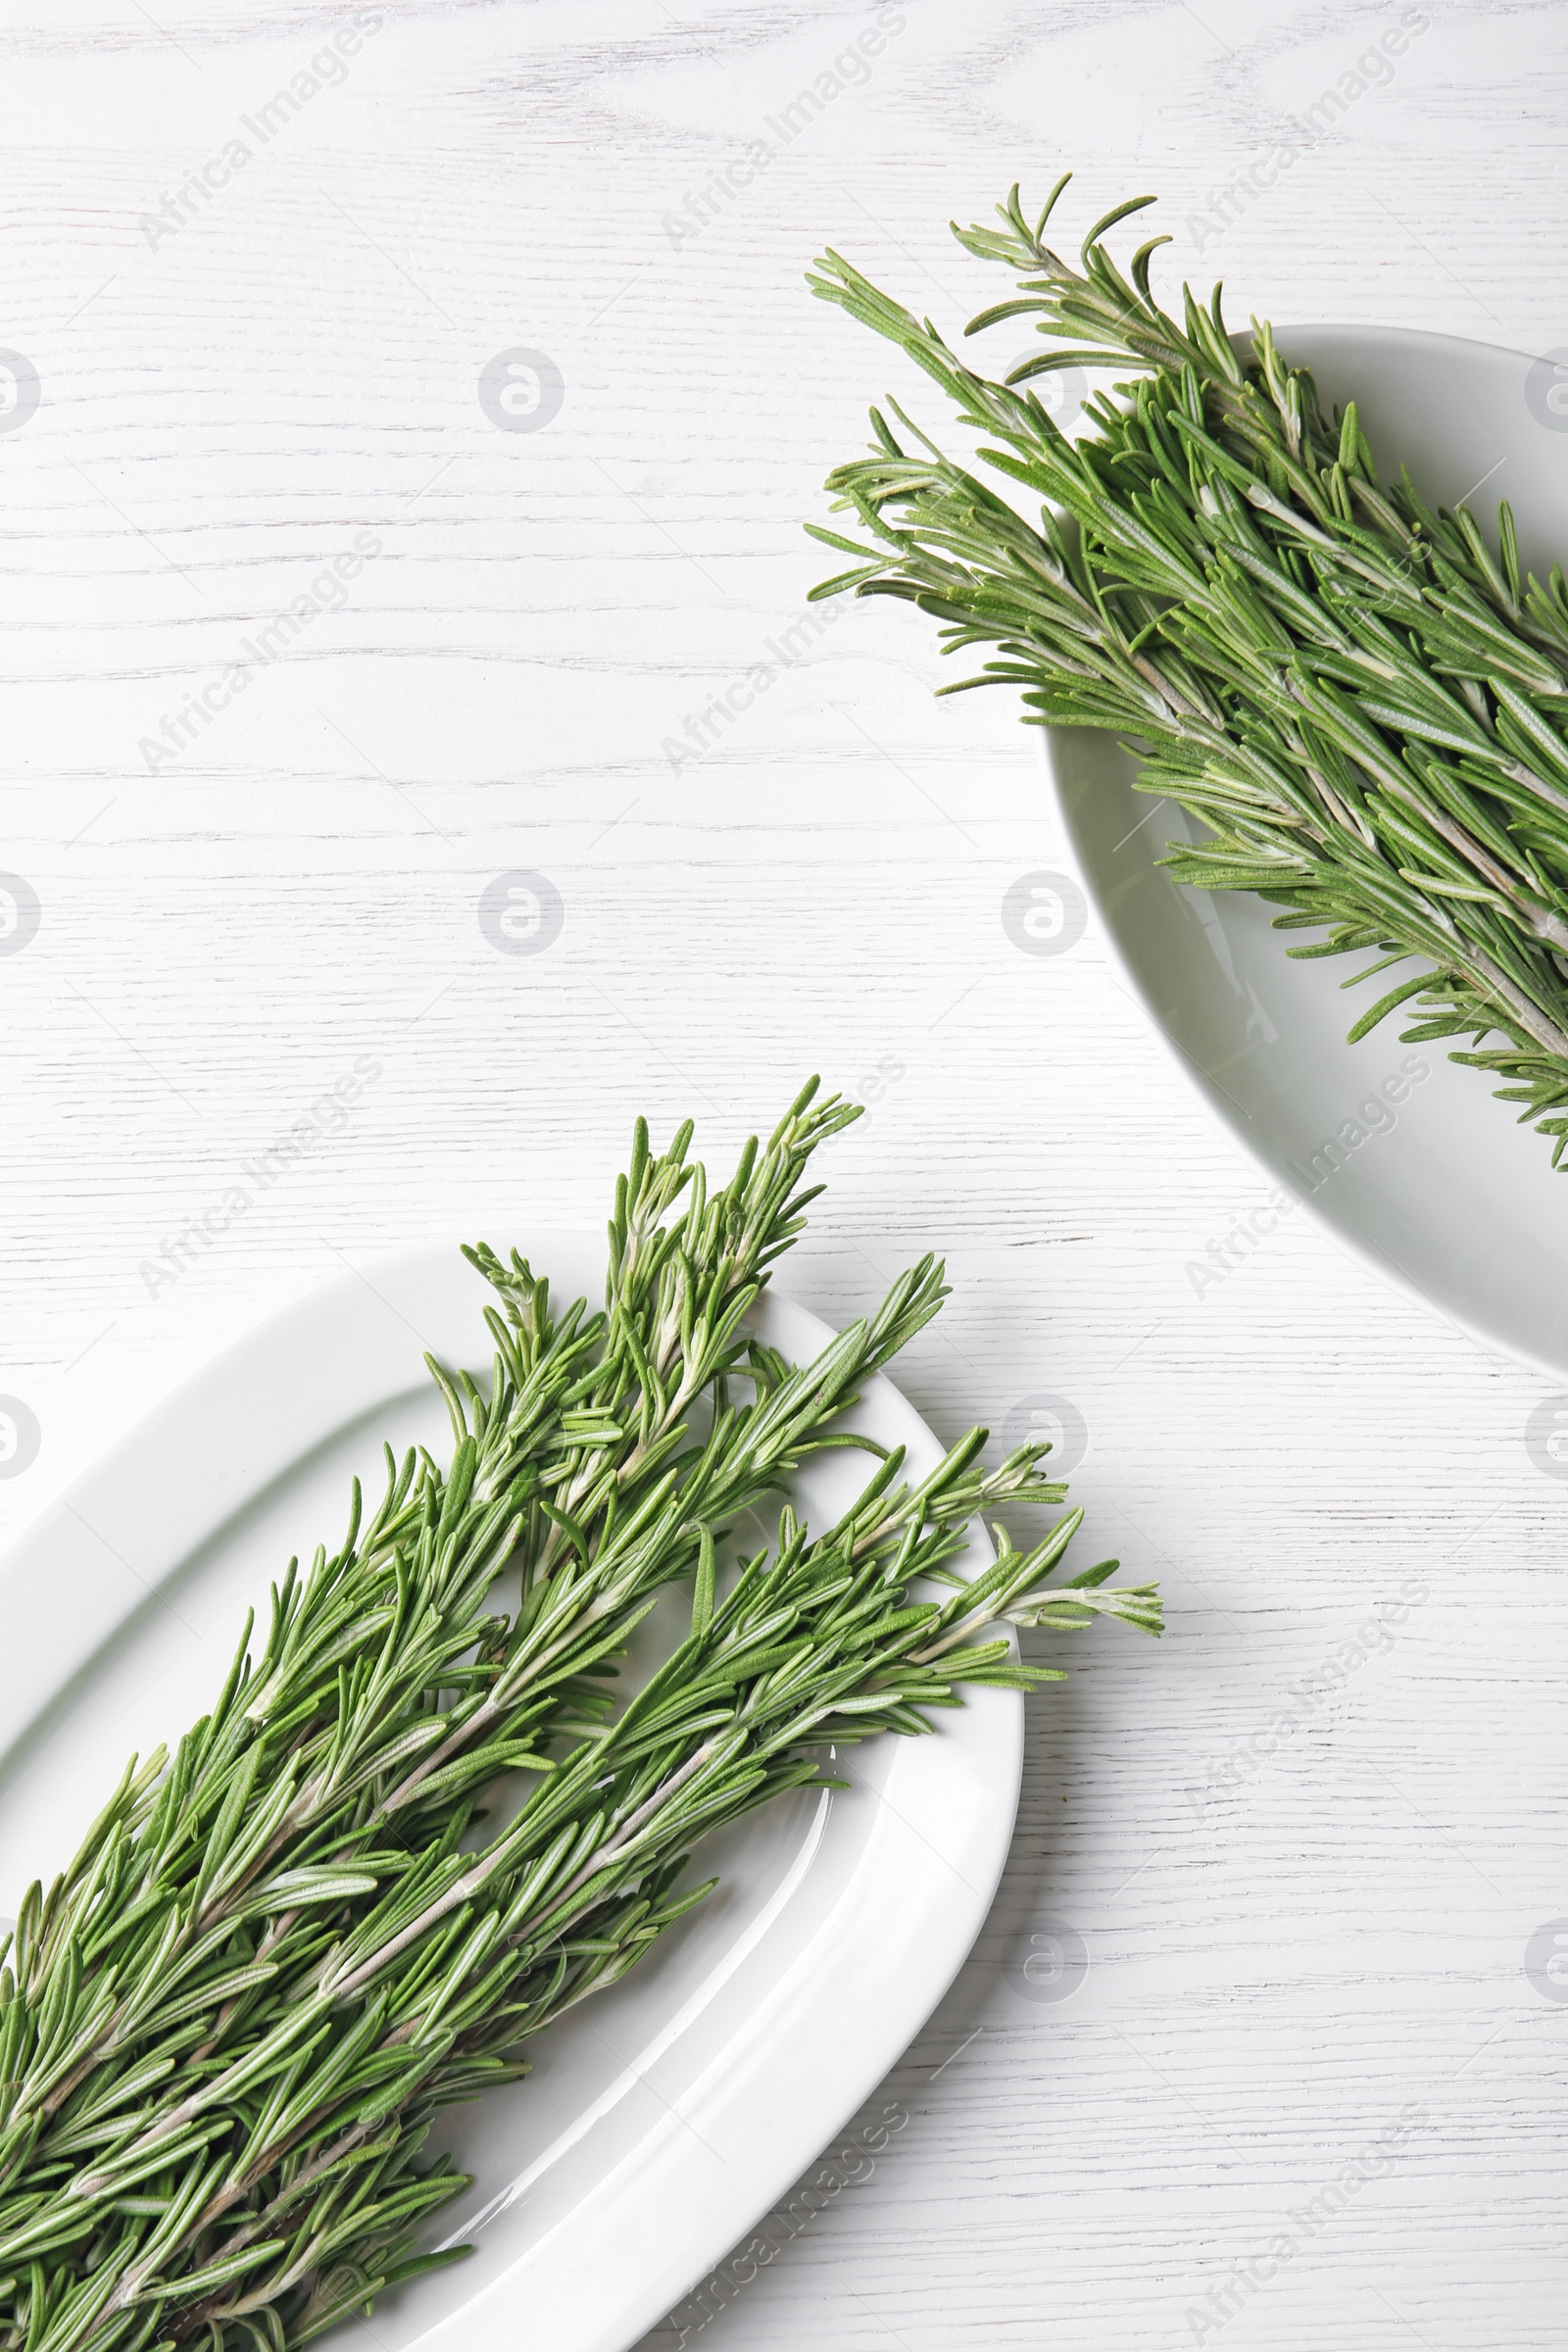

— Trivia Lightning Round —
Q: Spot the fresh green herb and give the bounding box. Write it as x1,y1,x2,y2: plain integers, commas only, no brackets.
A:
809,177,1568,1161
0,1085,1156,2351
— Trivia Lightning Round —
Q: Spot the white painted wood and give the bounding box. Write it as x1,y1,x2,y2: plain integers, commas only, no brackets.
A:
1,2,1566,2345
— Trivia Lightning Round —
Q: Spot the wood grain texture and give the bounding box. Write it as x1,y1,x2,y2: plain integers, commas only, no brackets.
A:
2,0,1568,2343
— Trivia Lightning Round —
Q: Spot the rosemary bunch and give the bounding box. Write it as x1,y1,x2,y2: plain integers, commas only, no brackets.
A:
0,1087,878,2215
809,178,1568,1159
53,1431,1151,2352
0,1086,1156,2352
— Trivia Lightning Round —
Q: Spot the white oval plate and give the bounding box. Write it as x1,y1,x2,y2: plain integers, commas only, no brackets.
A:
0,1238,1019,2352
1041,324,1568,1378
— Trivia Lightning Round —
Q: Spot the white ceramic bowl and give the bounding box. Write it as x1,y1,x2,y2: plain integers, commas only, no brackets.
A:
1041,324,1568,1379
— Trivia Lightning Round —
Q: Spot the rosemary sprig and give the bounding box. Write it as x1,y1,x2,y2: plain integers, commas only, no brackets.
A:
0,1086,873,2179
808,178,1568,1160
0,1088,1157,2352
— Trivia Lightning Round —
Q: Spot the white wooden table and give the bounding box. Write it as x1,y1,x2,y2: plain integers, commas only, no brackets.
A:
4,2,1567,2343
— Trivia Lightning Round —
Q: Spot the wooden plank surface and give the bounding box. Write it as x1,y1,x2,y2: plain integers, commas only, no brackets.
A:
2,1,1567,2343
